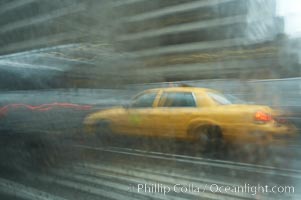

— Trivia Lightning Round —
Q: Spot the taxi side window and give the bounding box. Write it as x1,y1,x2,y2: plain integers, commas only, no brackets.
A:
131,92,157,108
159,92,196,107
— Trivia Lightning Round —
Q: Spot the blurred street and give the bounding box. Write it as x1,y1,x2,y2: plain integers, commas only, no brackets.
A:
0,85,301,199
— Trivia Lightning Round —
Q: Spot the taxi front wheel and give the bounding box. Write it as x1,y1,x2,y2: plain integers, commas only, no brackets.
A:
194,126,223,153
95,121,112,145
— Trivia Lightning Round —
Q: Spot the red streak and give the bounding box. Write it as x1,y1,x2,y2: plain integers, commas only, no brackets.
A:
0,102,92,117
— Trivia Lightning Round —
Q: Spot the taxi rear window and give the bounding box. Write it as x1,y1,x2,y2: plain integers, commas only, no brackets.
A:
208,92,232,105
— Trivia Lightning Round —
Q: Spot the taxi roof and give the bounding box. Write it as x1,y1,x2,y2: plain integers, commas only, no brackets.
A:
144,87,219,93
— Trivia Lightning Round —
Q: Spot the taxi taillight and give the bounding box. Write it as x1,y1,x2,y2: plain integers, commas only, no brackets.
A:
254,111,272,122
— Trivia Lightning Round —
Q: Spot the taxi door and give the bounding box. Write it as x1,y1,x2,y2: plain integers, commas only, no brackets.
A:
119,91,162,136
153,92,198,138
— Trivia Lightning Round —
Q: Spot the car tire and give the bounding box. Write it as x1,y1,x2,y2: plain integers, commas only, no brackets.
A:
95,121,112,145
194,125,223,153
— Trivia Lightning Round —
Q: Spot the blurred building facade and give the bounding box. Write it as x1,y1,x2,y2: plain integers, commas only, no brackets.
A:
113,0,301,82
0,0,300,89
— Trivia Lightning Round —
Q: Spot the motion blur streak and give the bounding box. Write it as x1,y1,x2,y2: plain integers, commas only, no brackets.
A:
0,102,92,117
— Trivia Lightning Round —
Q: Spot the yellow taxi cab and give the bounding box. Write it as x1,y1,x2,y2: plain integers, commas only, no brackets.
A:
84,87,297,149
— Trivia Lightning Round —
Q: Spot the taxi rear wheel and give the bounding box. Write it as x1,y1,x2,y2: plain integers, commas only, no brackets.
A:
194,125,223,153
